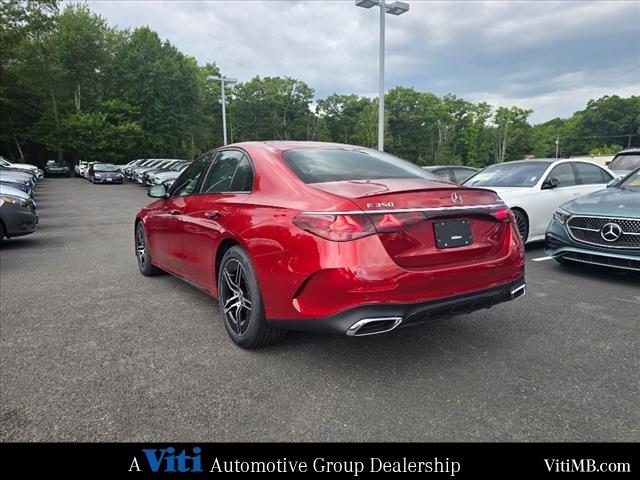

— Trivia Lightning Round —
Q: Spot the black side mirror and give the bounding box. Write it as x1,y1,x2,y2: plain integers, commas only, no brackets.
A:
542,177,559,190
148,183,169,198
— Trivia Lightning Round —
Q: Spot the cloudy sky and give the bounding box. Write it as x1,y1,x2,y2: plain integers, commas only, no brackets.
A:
87,0,639,123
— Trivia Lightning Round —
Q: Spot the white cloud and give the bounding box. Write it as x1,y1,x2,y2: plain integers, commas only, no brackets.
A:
84,0,640,123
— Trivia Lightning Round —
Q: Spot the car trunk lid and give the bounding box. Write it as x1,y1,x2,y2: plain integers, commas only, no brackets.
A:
310,179,513,269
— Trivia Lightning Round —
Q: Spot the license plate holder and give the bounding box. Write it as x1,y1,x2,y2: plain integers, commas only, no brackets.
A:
434,219,473,249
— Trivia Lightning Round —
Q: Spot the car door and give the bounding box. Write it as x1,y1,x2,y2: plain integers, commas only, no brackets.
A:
146,156,212,273
180,150,254,290
531,163,581,237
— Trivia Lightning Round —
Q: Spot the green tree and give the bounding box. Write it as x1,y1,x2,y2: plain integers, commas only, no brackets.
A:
492,106,533,162
231,76,315,141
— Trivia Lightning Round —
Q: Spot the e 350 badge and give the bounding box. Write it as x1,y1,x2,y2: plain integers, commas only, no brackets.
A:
366,202,394,209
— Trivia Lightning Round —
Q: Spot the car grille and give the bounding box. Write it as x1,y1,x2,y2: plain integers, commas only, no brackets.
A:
560,251,640,271
567,216,640,249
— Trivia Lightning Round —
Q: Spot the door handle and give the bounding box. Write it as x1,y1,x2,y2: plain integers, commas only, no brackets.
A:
170,210,181,216
204,210,220,220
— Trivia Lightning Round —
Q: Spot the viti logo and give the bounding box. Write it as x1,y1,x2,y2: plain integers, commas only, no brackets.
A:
129,446,203,473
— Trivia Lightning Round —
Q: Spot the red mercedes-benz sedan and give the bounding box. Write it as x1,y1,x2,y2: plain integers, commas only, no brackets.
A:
135,142,525,348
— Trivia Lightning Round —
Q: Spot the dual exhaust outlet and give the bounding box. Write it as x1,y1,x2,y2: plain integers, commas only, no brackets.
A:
345,284,527,337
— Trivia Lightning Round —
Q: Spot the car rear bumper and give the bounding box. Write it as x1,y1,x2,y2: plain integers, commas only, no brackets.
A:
545,219,640,271
268,276,526,335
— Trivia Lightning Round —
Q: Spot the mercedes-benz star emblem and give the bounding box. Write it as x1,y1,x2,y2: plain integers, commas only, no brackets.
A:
600,222,622,242
451,192,463,204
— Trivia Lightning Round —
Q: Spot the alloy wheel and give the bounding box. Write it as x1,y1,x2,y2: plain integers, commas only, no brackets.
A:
136,225,147,269
220,259,253,336
515,211,528,241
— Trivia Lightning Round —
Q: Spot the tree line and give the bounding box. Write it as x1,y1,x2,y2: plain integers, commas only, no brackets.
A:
1,1,638,167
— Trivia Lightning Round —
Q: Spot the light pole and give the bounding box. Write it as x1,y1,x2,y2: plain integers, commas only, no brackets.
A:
555,137,560,159
356,0,409,152
207,74,238,145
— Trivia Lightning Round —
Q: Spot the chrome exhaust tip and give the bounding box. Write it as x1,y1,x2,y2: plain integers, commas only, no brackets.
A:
510,284,526,300
346,317,403,337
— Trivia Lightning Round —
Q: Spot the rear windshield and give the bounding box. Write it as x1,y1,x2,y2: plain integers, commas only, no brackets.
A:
610,154,640,171
282,148,436,184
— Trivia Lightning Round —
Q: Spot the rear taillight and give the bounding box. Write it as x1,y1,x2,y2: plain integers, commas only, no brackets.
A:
368,212,426,233
489,206,511,222
292,213,376,241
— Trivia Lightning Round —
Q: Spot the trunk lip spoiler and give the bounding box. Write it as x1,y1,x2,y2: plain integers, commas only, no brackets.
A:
300,203,506,216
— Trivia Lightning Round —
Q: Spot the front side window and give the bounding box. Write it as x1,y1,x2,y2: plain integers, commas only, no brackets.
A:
547,163,577,187
170,155,212,196
282,148,437,184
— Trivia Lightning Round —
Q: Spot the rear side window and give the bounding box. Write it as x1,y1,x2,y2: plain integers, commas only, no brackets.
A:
574,162,610,184
230,156,254,191
282,148,436,184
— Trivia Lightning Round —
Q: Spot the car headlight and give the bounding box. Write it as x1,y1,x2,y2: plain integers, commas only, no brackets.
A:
0,195,29,208
95,173,102,178
553,207,571,225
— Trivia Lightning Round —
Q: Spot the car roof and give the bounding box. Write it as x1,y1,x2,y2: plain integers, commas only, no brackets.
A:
615,148,640,155
228,141,365,153
501,158,557,164
424,165,478,169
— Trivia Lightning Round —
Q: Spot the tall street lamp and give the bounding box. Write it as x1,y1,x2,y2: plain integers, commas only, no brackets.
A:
207,74,238,146
356,0,409,152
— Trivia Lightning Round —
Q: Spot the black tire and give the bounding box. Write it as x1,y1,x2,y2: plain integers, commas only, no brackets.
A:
135,222,163,276
513,209,529,242
218,246,286,349
0,222,6,242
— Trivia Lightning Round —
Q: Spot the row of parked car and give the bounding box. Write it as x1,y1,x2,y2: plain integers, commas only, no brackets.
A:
73,158,192,187
0,157,41,241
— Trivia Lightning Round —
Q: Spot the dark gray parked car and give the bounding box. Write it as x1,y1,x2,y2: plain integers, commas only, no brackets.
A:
44,160,70,177
0,184,37,240
422,165,479,184
88,163,124,184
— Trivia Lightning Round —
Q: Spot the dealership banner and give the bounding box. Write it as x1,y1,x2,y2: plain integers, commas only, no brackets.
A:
0,443,634,476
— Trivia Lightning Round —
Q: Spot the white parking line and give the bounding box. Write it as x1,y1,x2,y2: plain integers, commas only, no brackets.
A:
531,256,554,262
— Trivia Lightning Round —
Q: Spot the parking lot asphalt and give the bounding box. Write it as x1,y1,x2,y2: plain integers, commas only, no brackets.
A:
1,178,639,442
